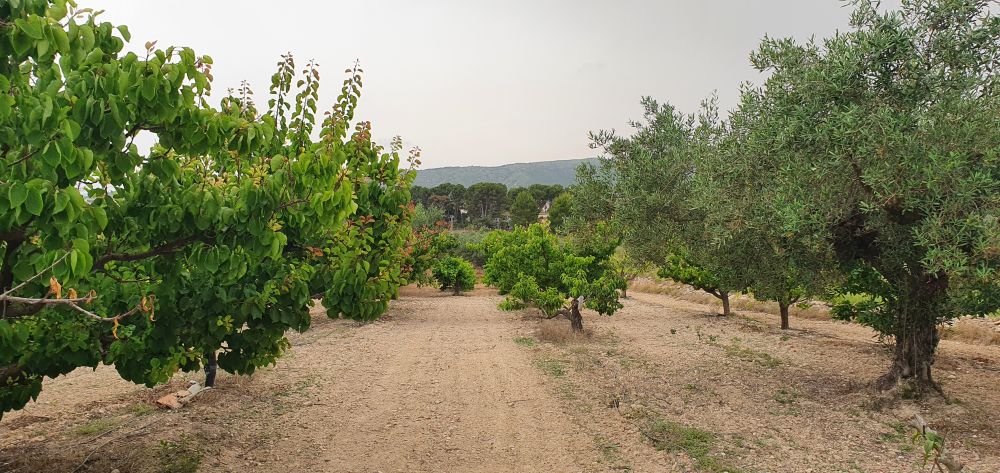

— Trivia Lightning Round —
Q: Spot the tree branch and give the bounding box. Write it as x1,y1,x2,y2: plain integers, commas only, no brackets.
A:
94,235,201,270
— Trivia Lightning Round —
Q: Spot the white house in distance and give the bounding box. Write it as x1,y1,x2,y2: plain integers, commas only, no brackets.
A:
538,200,552,222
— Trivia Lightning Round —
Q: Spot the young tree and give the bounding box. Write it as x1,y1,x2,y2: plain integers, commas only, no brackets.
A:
509,190,539,227
432,256,476,295
484,224,622,331
547,192,572,231
720,0,1000,389
586,98,739,315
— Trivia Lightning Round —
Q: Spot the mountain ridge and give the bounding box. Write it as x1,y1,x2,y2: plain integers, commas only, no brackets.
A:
414,158,597,188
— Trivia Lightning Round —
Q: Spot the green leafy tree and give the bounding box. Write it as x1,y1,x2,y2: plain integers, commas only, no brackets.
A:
0,1,411,417
608,248,651,298
432,256,476,295
585,99,738,315
547,192,572,231
717,0,1000,389
465,182,507,222
509,190,538,227
484,224,622,331
401,219,455,286
410,203,444,230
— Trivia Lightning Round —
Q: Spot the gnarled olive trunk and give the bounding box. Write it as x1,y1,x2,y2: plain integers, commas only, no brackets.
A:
877,273,947,392
779,301,790,330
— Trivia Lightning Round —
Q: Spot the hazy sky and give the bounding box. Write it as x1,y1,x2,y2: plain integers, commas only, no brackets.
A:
85,1,885,169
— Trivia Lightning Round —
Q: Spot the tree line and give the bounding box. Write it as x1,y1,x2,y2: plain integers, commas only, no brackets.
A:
410,182,572,229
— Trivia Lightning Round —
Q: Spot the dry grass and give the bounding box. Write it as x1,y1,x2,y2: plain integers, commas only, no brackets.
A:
536,318,593,344
941,317,1000,345
628,278,830,320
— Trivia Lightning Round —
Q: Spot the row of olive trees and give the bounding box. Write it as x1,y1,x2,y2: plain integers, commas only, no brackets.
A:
0,0,415,418
573,0,1000,393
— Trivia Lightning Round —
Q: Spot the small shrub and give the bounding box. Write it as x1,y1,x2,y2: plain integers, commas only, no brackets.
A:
432,256,476,295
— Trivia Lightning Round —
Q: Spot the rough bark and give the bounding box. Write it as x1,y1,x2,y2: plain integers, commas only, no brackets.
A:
453,284,461,296
204,351,218,388
877,272,947,393
719,291,731,316
567,297,584,332
779,301,790,330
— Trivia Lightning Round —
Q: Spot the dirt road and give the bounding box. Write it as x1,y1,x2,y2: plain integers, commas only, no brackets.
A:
243,288,598,472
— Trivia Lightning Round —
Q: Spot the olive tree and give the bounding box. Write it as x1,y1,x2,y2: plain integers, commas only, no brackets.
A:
721,0,1000,389
584,98,738,315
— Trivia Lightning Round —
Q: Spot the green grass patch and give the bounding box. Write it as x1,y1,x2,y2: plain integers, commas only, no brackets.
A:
131,402,155,416
643,419,741,472
535,359,567,377
514,336,536,347
71,417,120,437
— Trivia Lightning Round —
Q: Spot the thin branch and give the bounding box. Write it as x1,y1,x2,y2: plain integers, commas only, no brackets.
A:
66,300,142,322
0,294,96,305
0,253,69,298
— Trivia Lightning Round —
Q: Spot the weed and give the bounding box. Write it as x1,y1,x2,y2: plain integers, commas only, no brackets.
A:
536,359,567,377
780,335,790,342
723,341,782,368
156,435,203,473
773,389,798,405
71,417,119,437
643,419,740,472
514,336,536,347
131,402,155,416
670,329,677,335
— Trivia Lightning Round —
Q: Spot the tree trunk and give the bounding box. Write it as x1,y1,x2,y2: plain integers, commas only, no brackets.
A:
621,286,627,299
779,301,790,330
204,351,218,388
568,297,583,332
453,284,460,296
877,272,947,393
719,292,731,316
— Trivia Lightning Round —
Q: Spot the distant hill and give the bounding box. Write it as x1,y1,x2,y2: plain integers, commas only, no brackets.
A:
414,158,598,188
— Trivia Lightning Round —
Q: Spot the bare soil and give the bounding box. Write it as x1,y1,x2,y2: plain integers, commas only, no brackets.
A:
1,286,997,472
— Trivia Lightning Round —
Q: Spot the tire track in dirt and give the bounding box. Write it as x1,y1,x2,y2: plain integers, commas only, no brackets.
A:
243,288,599,473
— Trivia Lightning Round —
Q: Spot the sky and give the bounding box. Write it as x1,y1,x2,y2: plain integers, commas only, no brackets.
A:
84,0,892,169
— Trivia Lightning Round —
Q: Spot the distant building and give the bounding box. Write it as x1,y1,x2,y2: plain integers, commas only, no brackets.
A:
538,200,552,222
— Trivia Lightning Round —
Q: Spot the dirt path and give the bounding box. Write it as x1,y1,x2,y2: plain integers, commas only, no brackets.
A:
245,288,597,473
0,287,600,473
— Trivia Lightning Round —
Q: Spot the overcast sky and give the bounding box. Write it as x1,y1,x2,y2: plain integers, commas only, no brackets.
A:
85,1,891,169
